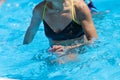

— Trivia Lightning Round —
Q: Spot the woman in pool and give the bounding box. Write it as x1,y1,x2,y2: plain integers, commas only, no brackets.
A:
85,0,110,15
84,0,97,13
23,0,97,61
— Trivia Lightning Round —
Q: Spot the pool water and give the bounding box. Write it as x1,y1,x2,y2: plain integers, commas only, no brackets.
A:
0,0,120,80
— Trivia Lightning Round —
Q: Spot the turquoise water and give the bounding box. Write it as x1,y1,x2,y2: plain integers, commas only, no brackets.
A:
0,0,120,80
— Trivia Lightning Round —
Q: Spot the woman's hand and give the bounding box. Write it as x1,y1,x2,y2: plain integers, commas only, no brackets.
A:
48,43,84,53
48,45,79,64
49,45,64,52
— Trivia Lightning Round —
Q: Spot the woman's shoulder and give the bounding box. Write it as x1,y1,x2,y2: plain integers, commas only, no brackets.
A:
33,1,46,15
74,0,87,9
35,2,45,9
74,0,91,20
74,0,90,13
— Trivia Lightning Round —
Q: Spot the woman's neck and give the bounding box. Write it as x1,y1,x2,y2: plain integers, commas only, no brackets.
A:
46,0,66,10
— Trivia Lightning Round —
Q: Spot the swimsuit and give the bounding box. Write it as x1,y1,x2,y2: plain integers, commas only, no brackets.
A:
42,0,84,41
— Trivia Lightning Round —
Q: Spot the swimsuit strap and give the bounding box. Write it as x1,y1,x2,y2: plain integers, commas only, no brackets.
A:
42,1,47,20
42,0,80,24
71,0,80,24
71,0,75,21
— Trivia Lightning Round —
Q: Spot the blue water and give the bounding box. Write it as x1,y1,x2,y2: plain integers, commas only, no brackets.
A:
0,0,120,80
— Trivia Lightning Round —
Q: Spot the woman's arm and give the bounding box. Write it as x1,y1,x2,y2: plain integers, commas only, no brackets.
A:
76,0,98,42
23,6,42,44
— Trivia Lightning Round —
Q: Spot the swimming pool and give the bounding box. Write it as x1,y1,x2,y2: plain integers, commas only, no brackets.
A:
0,0,120,80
